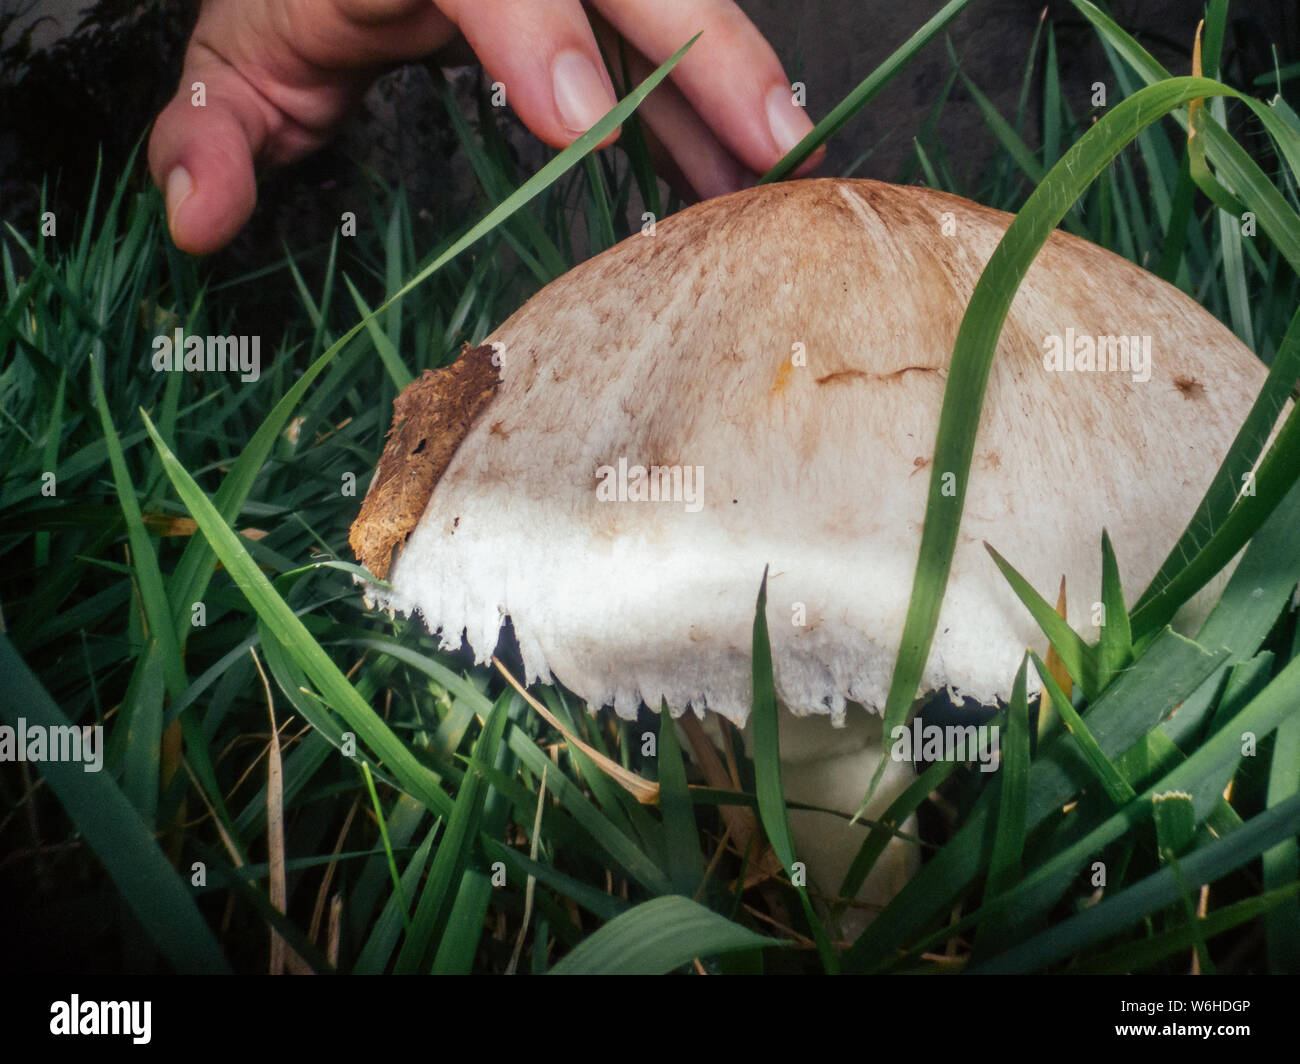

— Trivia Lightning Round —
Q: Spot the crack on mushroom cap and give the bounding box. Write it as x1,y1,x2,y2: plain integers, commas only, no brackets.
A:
815,365,940,386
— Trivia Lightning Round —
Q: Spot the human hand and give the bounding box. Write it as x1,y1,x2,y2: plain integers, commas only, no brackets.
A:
148,0,823,254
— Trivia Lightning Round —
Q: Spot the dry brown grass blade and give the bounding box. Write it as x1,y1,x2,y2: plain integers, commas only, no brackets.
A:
141,512,197,536
1039,576,1071,740
140,511,266,540
492,656,659,804
1190,19,1206,131
182,758,243,869
507,764,547,975
328,894,343,970
678,713,784,887
161,718,186,864
308,797,360,945
694,820,734,903
251,648,310,975
740,901,815,949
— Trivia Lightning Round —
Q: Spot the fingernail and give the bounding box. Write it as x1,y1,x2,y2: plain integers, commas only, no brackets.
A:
765,83,813,156
166,166,193,229
552,50,616,135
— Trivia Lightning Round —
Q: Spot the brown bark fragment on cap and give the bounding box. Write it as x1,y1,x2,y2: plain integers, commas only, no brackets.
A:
349,343,499,579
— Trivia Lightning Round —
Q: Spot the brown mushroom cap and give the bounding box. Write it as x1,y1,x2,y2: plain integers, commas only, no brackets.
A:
351,178,1269,728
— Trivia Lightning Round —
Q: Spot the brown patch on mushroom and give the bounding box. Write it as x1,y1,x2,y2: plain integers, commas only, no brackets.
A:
1173,375,1206,400
348,343,499,579
770,359,797,398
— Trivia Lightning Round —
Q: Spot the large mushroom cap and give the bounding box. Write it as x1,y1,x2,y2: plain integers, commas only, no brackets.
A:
351,178,1268,727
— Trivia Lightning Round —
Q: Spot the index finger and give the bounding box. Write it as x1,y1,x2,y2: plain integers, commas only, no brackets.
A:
593,0,821,176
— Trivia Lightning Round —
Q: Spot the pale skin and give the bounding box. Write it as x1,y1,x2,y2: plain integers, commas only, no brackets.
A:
148,0,825,255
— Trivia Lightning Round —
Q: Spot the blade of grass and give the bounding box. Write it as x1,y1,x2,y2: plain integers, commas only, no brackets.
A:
353,822,436,974
750,568,839,972
482,835,628,923
656,699,705,897
973,794,1300,972
948,38,1046,185
548,895,778,974
1075,882,1300,974
1031,651,1136,807
1159,480,1300,753
142,410,454,818
868,75,1295,819
1152,790,1197,859
90,354,187,823
1265,637,1300,971
1042,23,1062,167
494,656,658,804
910,647,1300,972
984,542,1096,697
432,695,523,974
974,656,1031,955
760,0,970,182
1096,530,1132,687
501,716,672,895
837,756,958,909
0,636,230,973
359,760,413,935
343,275,412,390
394,691,509,972
847,628,1225,971
1074,1,1300,269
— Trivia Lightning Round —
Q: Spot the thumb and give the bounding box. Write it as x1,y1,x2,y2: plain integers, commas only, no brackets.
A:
148,72,267,255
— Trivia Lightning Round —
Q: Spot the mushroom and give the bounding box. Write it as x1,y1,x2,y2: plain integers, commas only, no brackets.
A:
349,178,1269,924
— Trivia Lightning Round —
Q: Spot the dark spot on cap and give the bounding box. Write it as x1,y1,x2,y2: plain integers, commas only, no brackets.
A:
1173,375,1206,400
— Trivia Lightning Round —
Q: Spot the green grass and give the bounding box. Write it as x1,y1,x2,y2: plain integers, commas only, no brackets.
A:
2,4,1299,973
